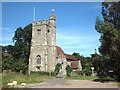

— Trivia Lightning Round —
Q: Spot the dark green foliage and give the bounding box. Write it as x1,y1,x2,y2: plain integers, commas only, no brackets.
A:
66,65,72,76
50,71,56,76
13,58,28,74
102,2,120,29
73,52,93,76
2,24,32,74
30,71,55,76
82,67,91,76
54,63,62,75
91,53,103,75
31,71,49,76
95,2,120,81
2,53,14,71
13,24,32,61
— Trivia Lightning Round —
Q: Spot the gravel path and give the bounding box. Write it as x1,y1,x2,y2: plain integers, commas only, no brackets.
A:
19,78,118,88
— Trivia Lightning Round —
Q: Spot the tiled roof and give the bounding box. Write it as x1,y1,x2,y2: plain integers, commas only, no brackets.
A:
56,46,79,69
71,61,79,69
64,54,78,61
56,46,65,58
56,46,78,61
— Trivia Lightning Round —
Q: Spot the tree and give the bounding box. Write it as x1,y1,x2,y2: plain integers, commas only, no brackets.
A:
13,58,28,74
91,53,104,76
95,2,120,80
12,24,32,71
2,52,14,71
2,24,32,74
13,24,32,61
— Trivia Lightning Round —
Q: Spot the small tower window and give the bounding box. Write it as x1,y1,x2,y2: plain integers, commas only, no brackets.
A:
48,30,50,33
37,29,41,35
36,55,41,64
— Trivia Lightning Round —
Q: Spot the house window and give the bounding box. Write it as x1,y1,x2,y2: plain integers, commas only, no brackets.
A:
37,29,41,35
36,55,41,64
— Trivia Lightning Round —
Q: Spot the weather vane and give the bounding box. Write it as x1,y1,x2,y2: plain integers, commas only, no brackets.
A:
52,9,54,14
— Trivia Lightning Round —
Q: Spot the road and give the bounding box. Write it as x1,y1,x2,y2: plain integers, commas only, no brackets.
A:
23,78,118,88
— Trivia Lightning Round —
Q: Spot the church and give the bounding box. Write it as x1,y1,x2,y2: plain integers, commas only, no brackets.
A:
29,10,82,76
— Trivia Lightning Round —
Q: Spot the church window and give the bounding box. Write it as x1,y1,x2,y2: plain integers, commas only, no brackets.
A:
36,55,41,64
37,29,41,35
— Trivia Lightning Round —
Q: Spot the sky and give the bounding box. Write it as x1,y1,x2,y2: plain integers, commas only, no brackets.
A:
2,2,103,57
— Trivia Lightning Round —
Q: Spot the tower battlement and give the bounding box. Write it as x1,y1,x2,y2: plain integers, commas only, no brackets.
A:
32,20,49,26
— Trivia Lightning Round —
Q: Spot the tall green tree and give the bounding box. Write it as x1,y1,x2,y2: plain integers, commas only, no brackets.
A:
13,23,32,72
95,2,120,80
13,24,32,61
2,24,32,73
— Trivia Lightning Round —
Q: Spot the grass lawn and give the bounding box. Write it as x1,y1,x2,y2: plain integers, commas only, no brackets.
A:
2,72,53,87
66,76,99,80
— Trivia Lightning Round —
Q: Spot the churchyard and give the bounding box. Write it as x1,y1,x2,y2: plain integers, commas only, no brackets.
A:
1,71,118,88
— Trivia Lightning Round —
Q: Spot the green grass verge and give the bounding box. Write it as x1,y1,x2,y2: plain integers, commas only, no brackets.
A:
2,72,53,87
66,76,99,80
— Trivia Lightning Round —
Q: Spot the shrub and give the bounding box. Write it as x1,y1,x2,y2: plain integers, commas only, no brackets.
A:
30,71,55,76
66,65,72,76
51,71,55,76
54,63,62,76
100,76,115,81
81,68,91,76
30,71,49,76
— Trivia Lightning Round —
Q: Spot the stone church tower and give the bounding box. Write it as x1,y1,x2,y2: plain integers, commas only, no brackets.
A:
29,11,56,73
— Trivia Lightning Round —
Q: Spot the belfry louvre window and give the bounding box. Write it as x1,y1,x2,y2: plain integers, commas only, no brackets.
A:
37,29,41,35
36,55,41,64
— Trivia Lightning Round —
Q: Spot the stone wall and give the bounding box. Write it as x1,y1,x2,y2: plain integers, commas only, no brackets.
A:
29,14,57,73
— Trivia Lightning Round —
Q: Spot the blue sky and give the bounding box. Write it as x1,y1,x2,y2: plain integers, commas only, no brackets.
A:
2,2,102,57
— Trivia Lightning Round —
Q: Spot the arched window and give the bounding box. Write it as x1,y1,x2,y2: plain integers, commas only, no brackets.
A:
36,55,41,64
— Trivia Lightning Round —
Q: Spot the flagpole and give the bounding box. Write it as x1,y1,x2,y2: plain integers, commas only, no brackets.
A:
33,7,35,21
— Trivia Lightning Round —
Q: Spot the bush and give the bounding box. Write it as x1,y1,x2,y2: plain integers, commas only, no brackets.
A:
31,71,49,76
66,65,72,76
100,76,115,81
54,63,62,76
81,68,91,76
30,71,55,76
51,71,55,76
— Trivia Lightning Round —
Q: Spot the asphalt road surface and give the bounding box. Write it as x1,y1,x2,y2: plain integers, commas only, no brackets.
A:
22,78,118,88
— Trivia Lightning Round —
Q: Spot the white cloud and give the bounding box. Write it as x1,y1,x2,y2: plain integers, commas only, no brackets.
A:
56,27,100,56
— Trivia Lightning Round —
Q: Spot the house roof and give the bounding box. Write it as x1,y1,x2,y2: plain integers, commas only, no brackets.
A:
64,54,78,61
56,46,78,61
56,46,64,57
71,61,79,69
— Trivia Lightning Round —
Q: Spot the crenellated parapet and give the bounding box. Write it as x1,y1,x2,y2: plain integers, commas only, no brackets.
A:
32,20,49,26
